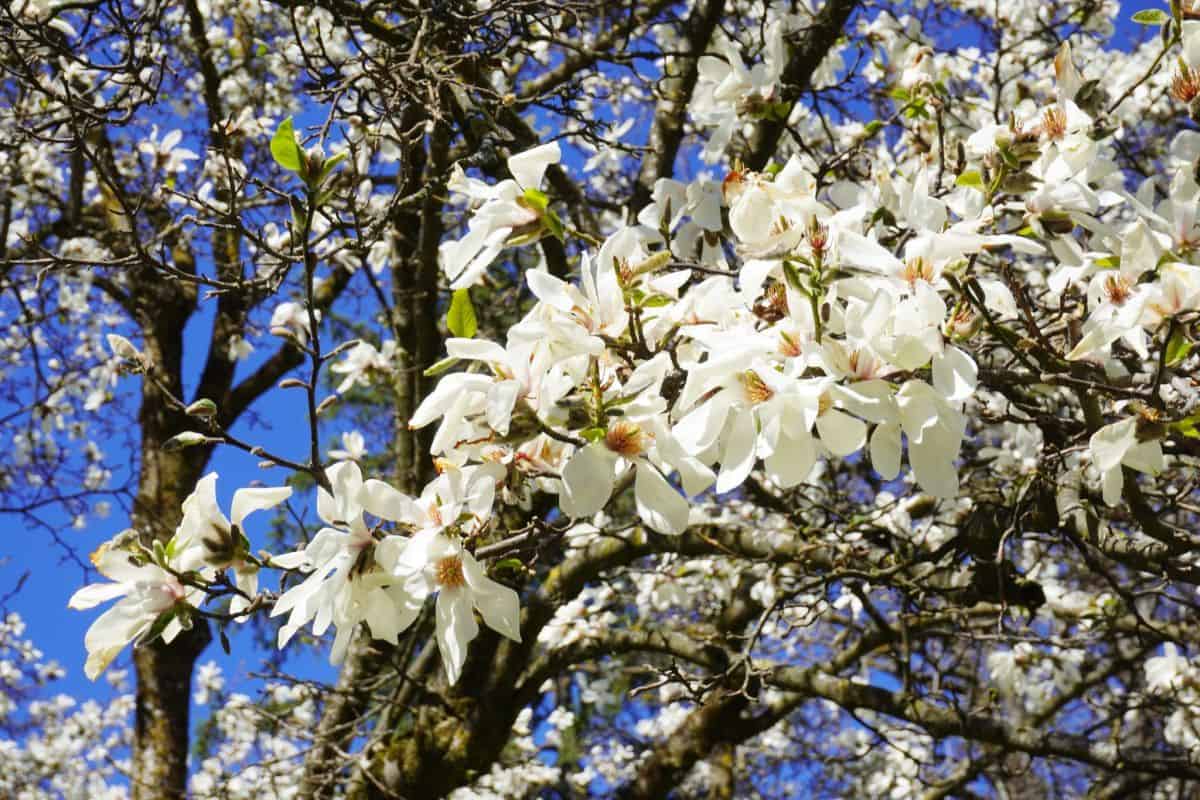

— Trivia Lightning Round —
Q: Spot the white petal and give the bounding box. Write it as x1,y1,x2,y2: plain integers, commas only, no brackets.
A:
230,486,292,528
870,423,902,480
507,142,560,189
435,589,479,685
715,410,756,494
462,553,521,641
487,380,522,435
319,461,364,527
1089,418,1138,473
68,582,128,610
837,230,902,274
765,431,817,488
932,346,978,404
330,624,355,665
908,437,959,498
526,269,576,313
635,464,690,534
816,409,867,457
1124,440,1164,477
446,338,508,362
673,393,732,455
559,444,616,518
1101,466,1124,506
359,479,422,523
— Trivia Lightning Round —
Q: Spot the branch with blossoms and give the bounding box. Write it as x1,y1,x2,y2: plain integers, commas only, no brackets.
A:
44,2,1200,796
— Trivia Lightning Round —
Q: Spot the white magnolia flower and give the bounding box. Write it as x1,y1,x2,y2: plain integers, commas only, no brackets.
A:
1088,416,1164,506
330,340,396,393
441,142,562,289
270,462,420,663
138,126,199,174
559,419,695,535
269,301,320,343
1146,643,1194,694
692,22,788,161
68,534,207,680
328,430,368,461
393,530,520,685
174,473,291,620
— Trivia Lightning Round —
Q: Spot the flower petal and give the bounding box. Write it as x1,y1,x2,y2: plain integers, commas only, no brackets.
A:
462,552,521,641
507,142,560,189
635,464,690,534
230,486,293,528
559,444,616,519
435,589,479,685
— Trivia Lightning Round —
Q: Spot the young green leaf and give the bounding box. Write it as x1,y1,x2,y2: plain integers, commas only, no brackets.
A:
446,288,477,339
423,356,461,377
544,209,566,242
1132,9,1169,25
271,117,303,173
955,171,984,190
318,150,349,185
1166,326,1194,367
521,187,549,212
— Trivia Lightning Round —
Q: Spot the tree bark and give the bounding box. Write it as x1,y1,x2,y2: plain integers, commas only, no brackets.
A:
745,0,860,170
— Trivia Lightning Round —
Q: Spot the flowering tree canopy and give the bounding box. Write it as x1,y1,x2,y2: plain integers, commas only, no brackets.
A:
5,0,1200,797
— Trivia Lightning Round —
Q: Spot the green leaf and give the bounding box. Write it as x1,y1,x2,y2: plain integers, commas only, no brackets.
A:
318,150,349,185
1132,9,1169,25
1166,325,1194,367
544,209,565,242
1173,412,1200,439
767,101,793,121
864,120,884,136
521,187,549,212
782,261,805,292
580,426,606,443
134,608,179,649
641,294,672,308
955,171,984,190
423,356,461,377
270,117,303,173
446,289,477,339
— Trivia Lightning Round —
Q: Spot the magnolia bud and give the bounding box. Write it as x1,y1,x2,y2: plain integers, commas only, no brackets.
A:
943,305,983,340
162,431,210,452
316,395,338,415
185,399,218,419
106,334,140,361
630,250,672,277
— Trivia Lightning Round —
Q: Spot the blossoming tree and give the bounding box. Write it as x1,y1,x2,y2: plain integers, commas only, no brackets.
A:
5,0,1200,796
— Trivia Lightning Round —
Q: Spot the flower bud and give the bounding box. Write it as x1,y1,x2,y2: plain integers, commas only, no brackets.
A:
943,304,983,340
185,399,218,419
162,431,211,452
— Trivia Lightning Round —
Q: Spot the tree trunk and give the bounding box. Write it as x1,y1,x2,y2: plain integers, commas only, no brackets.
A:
132,626,211,799
129,290,208,799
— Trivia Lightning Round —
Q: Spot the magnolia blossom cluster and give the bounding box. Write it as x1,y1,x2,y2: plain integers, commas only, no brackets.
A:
418,132,1024,536
69,461,520,685
67,21,1200,707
